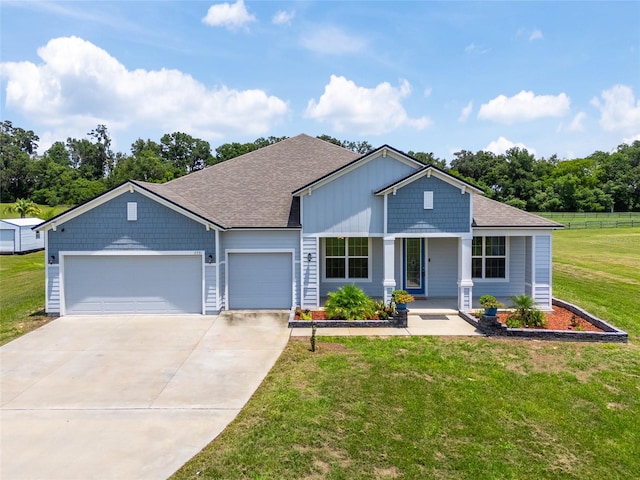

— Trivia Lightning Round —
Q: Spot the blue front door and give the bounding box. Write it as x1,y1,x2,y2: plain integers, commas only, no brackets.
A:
403,238,425,296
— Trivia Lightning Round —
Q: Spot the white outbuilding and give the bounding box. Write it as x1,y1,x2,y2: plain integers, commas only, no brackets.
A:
0,218,45,254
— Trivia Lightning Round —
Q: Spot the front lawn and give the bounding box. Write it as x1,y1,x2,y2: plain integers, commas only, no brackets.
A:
0,251,51,344
173,337,639,479
173,227,640,479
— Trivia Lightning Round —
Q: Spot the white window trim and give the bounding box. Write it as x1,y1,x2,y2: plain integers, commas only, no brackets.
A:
423,191,434,210
321,237,372,283
471,236,509,283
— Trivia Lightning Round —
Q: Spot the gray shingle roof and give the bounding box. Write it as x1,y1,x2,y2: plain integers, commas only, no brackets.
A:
472,195,563,228
142,134,560,230
157,134,360,228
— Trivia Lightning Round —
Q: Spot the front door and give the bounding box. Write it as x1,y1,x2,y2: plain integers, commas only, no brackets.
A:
403,238,425,296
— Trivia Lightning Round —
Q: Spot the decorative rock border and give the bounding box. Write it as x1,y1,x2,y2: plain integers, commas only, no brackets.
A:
288,309,408,328
459,298,628,343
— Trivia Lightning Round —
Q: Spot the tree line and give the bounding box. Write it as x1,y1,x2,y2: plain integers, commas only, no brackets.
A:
1,120,639,212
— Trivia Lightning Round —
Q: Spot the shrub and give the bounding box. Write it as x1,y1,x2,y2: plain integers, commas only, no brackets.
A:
325,284,376,320
507,294,547,328
479,295,503,309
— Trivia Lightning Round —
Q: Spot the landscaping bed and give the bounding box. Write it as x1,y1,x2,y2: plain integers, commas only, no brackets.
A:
463,298,628,343
289,309,405,328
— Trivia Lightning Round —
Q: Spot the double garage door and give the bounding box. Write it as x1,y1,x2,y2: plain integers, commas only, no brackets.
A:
63,255,203,315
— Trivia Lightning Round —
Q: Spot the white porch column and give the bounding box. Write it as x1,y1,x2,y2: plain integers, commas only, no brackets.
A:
383,237,396,304
457,236,474,311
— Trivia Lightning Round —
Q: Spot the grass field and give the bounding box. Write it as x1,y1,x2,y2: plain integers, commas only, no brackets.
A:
173,227,640,480
536,212,640,229
0,251,51,345
1,202,70,220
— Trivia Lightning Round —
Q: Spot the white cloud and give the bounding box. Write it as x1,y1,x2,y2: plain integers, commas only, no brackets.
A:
591,84,640,133
300,26,367,55
478,90,570,124
304,75,432,135
0,36,289,145
458,101,473,123
623,133,640,144
568,112,586,132
485,136,536,155
202,0,255,30
272,10,295,25
529,29,543,41
423,87,432,97
465,42,489,55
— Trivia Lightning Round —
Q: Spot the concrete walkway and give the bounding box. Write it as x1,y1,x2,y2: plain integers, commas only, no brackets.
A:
290,310,482,337
0,312,290,480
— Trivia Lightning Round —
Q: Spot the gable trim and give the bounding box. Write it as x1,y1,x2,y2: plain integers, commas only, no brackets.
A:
374,166,484,196
292,144,423,196
36,181,225,232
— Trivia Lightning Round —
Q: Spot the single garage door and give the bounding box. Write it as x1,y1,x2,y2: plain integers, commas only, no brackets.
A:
64,255,202,314
228,252,292,309
0,229,15,253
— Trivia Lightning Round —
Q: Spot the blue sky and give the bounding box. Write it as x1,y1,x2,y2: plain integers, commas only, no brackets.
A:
1,1,639,161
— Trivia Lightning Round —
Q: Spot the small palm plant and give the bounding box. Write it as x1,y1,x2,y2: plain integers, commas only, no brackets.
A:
4,199,41,218
324,284,376,320
507,294,547,328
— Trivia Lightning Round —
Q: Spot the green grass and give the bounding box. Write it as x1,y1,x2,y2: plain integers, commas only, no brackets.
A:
174,337,639,479
1,202,71,220
0,251,51,344
535,212,640,229
173,226,640,480
552,227,640,340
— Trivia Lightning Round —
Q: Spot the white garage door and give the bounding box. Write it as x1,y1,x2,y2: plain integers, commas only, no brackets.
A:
0,229,15,253
228,253,292,309
63,255,202,315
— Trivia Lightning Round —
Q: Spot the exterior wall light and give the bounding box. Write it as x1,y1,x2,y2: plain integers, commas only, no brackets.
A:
49,255,56,264
208,255,213,264
307,253,313,262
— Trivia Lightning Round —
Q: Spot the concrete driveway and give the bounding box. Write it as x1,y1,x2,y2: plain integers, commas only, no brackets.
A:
0,311,290,480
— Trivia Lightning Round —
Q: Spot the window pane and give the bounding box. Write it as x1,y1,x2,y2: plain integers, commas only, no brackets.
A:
485,258,506,278
485,236,505,256
472,258,483,278
326,238,345,256
348,237,368,256
348,258,368,279
326,258,345,278
472,237,483,256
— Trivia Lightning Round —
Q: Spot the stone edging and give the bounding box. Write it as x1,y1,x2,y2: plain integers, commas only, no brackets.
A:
288,310,408,328
460,298,628,343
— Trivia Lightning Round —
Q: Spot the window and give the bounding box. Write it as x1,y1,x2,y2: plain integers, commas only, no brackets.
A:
324,237,370,280
423,191,434,210
127,202,137,221
472,236,506,279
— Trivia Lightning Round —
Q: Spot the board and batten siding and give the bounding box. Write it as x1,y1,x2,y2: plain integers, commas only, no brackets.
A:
301,236,319,308
427,238,459,297
387,176,471,234
47,191,215,262
319,237,384,299
473,236,526,298
302,155,417,235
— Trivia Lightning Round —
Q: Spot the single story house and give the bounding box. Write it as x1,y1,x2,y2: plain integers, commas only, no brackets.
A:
35,134,562,316
1,218,44,254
